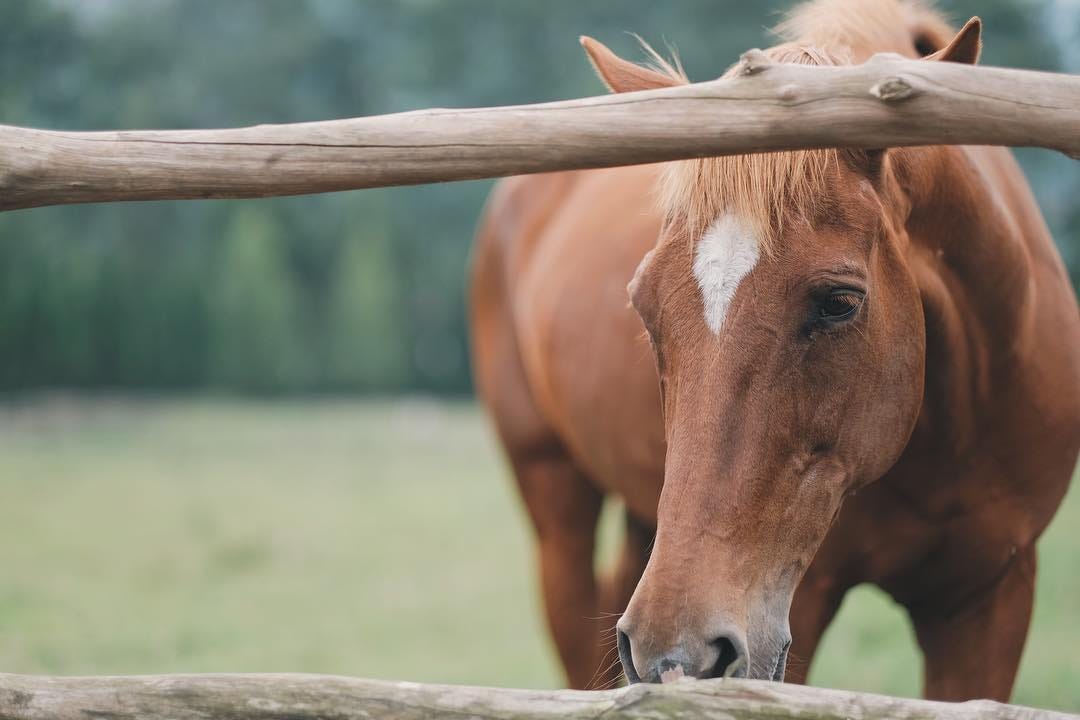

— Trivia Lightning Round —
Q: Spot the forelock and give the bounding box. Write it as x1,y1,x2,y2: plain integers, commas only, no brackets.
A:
658,44,847,253
656,0,955,252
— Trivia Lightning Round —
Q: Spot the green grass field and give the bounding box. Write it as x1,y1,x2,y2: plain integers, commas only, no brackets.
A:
0,397,1076,710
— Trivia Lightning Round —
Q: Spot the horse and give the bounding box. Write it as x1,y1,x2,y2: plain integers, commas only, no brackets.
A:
469,0,1080,702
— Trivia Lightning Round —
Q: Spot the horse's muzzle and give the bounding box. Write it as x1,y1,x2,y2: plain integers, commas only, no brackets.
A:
617,624,750,684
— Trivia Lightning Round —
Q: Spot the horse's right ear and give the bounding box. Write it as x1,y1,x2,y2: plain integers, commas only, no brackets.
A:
580,36,684,93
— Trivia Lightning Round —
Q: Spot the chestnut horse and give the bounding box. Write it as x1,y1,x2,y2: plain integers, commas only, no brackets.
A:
470,0,1080,702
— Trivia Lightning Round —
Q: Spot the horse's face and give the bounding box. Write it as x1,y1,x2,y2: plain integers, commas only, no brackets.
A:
580,21,979,684
619,160,925,682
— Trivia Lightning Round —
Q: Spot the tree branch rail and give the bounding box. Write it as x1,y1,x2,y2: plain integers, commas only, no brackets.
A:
1,53,1078,211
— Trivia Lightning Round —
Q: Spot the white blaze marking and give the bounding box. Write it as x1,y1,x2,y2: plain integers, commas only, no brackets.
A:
692,213,760,334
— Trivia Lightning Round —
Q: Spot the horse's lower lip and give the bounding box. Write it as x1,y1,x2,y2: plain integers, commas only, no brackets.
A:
659,664,686,683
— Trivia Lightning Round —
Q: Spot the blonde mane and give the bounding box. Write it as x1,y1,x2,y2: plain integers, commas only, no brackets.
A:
656,0,955,250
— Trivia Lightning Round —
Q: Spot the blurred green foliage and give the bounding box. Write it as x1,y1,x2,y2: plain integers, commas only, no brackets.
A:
0,0,1076,394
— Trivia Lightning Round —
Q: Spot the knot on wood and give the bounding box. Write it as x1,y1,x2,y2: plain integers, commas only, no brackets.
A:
777,84,800,103
737,49,772,77
871,76,916,102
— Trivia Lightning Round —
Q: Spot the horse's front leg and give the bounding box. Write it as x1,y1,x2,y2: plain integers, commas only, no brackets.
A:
910,545,1036,702
513,449,610,689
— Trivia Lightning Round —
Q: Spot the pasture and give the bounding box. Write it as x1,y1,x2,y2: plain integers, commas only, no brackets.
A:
0,396,1076,711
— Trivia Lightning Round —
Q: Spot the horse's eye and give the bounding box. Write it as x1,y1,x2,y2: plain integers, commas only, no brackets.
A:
818,290,863,322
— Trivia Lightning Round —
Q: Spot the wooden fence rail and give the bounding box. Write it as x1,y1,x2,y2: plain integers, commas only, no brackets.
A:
1,52,1079,212
0,672,1076,720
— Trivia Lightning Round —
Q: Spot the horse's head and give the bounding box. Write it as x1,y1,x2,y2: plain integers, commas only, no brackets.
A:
582,20,981,684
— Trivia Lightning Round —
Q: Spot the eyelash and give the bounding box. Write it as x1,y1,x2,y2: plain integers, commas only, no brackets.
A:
814,288,865,327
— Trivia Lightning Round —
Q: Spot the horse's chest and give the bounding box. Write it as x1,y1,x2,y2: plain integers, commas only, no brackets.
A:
813,450,1046,608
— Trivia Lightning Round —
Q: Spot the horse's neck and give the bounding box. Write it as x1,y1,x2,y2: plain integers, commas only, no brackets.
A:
895,146,1039,450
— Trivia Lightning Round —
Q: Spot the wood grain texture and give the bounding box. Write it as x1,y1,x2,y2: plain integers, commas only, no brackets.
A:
0,673,1076,720
1,53,1078,212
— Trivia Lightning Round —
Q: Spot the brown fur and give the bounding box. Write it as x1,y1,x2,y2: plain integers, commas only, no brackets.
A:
470,0,1080,700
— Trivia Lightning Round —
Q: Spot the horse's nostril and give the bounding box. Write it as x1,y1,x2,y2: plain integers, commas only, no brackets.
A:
617,629,642,684
708,634,748,679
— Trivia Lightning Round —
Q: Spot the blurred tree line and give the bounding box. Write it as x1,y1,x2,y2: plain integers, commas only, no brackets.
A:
0,0,1076,395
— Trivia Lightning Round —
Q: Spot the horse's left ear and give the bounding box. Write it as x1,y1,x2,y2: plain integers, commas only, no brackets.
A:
580,36,685,93
926,17,982,64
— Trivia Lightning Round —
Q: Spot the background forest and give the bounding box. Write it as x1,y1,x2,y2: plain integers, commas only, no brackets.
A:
2,0,1078,395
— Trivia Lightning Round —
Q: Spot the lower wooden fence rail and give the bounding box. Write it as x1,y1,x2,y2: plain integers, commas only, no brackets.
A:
0,673,1075,720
